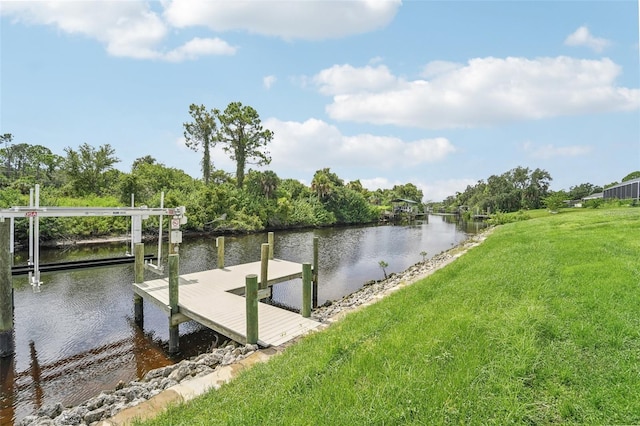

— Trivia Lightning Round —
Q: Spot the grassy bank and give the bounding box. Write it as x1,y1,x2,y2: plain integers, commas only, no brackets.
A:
143,207,640,425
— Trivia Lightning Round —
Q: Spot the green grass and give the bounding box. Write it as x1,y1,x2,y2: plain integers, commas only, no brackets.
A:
142,207,640,425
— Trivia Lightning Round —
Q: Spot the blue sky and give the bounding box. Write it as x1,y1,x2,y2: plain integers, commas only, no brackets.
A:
1,1,639,201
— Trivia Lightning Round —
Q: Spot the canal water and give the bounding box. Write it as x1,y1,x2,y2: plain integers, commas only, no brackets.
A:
1,215,483,424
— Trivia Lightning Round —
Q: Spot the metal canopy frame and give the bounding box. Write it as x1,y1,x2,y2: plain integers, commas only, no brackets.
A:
0,184,186,290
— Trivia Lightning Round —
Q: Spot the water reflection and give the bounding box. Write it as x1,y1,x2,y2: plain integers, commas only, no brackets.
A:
1,356,15,425
1,215,483,424
4,262,220,424
440,213,487,234
1,316,215,423
266,216,484,309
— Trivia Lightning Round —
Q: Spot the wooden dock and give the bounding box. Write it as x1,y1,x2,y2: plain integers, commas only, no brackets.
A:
133,259,322,347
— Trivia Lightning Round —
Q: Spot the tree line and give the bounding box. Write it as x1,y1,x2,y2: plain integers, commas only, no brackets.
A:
435,166,553,214
433,166,640,215
0,104,424,243
5,99,634,243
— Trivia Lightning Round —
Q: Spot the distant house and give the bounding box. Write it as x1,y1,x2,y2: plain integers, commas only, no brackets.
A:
583,192,603,200
603,178,640,201
391,198,419,214
573,192,603,208
381,198,425,222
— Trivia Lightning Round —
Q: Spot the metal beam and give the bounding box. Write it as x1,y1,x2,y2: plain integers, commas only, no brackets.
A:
0,206,184,219
11,254,157,276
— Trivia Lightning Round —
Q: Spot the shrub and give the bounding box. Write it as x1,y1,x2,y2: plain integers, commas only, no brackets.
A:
486,210,531,226
584,198,603,209
487,211,511,225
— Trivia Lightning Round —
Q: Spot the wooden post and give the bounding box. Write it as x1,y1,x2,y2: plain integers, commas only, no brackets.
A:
312,236,319,309
260,243,269,290
216,236,225,269
168,253,179,354
134,243,144,326
245,274,258,345
302,263,312,318
268,232,274,260
0,219,15,357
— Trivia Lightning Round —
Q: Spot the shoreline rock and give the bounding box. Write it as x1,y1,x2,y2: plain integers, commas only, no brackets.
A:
310,229,492,324
17,344,258,426
310,251,454,323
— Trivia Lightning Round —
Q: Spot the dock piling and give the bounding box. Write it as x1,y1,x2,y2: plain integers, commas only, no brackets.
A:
0,219,15,357
302,263,312,318
260,243,269,290
131,234,322,347
216,237,224,269
133,243,144,326
268,232,274,260
168,253,179,354
245,274,258,345
312,237,319,309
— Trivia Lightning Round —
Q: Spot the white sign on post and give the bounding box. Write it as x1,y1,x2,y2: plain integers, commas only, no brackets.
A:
171,218,180,230
170,230,182,244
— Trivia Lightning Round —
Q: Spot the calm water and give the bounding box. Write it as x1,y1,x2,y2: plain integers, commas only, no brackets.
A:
1,215,482,424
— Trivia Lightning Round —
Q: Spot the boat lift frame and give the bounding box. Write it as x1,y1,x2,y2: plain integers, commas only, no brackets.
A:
0,184,186,290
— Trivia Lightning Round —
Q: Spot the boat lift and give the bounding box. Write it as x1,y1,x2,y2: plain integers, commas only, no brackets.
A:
0,184,186,291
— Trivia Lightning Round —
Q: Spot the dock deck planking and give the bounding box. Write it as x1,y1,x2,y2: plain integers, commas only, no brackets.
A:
133,259,321,346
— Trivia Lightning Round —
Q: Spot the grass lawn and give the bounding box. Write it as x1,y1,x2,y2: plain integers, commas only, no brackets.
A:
142,207,640,425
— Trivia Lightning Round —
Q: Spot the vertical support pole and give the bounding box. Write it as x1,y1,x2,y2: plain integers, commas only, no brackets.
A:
131,216,142,247
245,274,258,345
260,243,269,290
130,193,135,256
168,253,179,354
133,243,144,327
157,192,164,266
33,184,41,288
312,236,319,309
0,219,15,357
302,263,312,318
28,188,33,266
216,236,225,269
268,232,274,260
9,218,14,310
9,218,14,264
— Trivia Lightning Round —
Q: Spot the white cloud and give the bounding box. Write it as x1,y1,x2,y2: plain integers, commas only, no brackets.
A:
313,64,403,96
319,57,639,129
1,0,400,59
163,0,401,40
0,1,235,61
263,118,456,172
564,26,611,53
421,60,463,78
421,178,478,202
361,177,394,191
522,141,593,159
164,37,236,62
182,117,457,194
360,177,476,202
263,75,277,90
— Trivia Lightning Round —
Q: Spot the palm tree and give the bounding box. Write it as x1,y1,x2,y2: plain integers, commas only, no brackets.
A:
378,260,389,280
311,172,332,200
259,170,280,199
